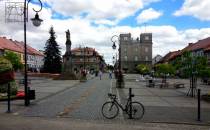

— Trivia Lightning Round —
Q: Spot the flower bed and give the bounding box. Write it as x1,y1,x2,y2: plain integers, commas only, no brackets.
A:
0,90,25,101
0,57,14,84
0,71,14,84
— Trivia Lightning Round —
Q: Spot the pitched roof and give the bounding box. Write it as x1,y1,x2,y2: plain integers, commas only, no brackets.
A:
159,50,181,63
14,41,44,56
0,37,23,53
71,47,100,56
189,37,210,51
0,37,43,56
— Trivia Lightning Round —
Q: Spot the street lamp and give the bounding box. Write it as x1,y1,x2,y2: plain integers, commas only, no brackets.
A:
111,35,123,88
24,0,43,106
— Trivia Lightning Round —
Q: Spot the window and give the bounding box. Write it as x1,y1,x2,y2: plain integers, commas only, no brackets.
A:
134,56,138,61
124,48,127,52
145,56,148,61
124,37,128,41
124,56,128,61
135,48,138,52
145,36,149,40
145,47,148,52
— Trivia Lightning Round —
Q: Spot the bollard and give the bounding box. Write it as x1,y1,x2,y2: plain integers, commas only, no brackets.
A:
7,83,11,113
129,88,132,119
197,89,201,121
28,87,30,105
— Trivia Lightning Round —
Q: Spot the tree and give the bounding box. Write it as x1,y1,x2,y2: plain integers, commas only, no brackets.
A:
136,64,150,75
155,63,175,77
43,26,62,73
4,51,23,71
179,51,209,78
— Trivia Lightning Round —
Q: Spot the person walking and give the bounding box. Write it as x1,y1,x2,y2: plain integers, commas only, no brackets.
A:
109,70,112,79
99,70,103,80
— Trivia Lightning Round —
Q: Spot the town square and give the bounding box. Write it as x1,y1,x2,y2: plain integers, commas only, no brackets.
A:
0,0,210,130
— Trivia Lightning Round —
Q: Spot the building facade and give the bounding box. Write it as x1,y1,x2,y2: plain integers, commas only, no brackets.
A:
70,47,104,72
159,37,210,65
62,30,105,73
0,37,44,71
119,33,153,72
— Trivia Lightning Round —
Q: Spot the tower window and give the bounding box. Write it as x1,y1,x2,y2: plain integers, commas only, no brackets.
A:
145,36,149,40
124,56,128,61
145,47,148,52
124,37,128,41
145,56,148,61
134,56,138,61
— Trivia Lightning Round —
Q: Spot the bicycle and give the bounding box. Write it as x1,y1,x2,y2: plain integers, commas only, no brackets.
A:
101,93,144,119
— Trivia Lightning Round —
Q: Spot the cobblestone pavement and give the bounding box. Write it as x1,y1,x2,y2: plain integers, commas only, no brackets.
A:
0,114,210,130
0,73,79,113
116,74,210,124
1,73,210,129
14,74,113,120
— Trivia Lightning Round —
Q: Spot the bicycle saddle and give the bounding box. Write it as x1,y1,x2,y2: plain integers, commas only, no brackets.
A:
108,93,116,98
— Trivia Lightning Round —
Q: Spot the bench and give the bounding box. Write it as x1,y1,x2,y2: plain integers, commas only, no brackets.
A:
173,83,185,88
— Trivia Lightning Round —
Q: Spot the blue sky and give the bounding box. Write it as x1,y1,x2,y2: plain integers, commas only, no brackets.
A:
48,0,210,30
1,0,210,64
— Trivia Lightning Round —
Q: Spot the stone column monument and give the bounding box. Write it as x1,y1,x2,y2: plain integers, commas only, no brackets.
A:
59,29,77,80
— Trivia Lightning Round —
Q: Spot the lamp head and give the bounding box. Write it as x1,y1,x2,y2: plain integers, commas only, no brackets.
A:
31,13,43,27
112,42,116,50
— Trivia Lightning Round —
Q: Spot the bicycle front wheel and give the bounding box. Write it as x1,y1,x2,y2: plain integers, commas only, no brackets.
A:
101,101,119,119
128,102,145,119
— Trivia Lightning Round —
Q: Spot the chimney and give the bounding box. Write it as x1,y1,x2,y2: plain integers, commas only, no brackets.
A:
188,43,193,46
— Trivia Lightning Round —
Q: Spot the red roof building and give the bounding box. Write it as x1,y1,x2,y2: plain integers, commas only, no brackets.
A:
0,37,44,71
63,47,105,72
159,37,210,64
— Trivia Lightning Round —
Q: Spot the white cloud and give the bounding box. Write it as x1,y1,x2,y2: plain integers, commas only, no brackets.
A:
1,1,210,65
44,0,160,25
136,8,163,24
174,0,210,21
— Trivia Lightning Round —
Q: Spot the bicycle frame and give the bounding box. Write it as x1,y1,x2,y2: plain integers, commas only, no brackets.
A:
110,97,131,113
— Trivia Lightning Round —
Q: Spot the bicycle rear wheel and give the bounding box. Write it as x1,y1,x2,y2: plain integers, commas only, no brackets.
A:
128,102,144,119
101,101,119,119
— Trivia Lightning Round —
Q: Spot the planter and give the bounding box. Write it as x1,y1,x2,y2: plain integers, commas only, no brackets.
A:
0,71,14,84
201,94,210,102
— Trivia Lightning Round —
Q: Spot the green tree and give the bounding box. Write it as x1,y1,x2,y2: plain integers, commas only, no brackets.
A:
179,51,209,78
155,63,175,76
0,56,13,73
3,51,23,71
136,64,150,75
43,26,62,73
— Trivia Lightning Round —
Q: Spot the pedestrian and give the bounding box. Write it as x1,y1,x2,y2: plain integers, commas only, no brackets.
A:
109,70,112,79
99,70,102,80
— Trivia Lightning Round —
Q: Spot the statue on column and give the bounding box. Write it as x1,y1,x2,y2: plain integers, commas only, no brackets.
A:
66,29,70,42
65,29,71,55
60,29,77,80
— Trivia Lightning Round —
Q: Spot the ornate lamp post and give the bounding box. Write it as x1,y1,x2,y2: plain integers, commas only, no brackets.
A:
111,35,123,88
24,0,43,106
